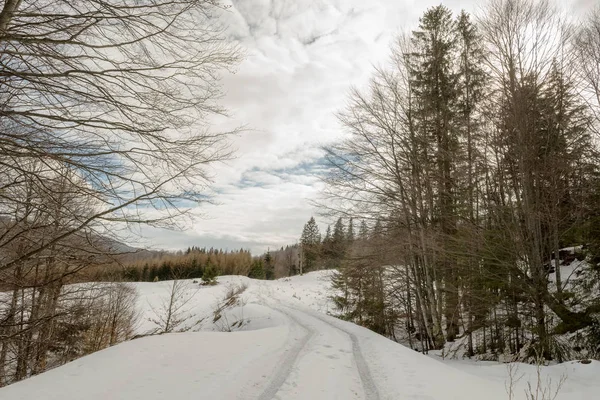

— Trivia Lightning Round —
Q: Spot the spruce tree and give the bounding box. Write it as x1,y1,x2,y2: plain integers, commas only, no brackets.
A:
346,218,355,243
410,4,460,345
202,261,219,285
455,9,487,354
331,217,346,267
264,250,274,280
359,221,369,241
300,217,321,272
322,225,335,269
248,259,265,279
323,225,332,244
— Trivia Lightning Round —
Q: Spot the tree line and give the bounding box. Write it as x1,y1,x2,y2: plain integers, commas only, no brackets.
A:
250,217,359,280
320,0,600,362
114,247,253,283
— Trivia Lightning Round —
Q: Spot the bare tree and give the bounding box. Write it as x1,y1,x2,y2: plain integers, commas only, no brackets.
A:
149,279,198,334
574,6,600,131
0,0,241,272
0,0,241,385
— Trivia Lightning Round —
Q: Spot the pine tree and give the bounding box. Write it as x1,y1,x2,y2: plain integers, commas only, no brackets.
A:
330,217,346,267
359,221,369,241
346,218,355,243
409,4,460,345
248,259,265,279
333,217,345,243
323,225,332,244
454,9,487,355
331,268,351,319
202,261,219,285
300,217,321,273
322,225,336,269
264,250,274,280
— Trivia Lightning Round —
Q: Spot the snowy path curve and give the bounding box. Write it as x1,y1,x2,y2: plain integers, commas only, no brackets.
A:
289,306,380,400
255,308,315,400
255,284,380,400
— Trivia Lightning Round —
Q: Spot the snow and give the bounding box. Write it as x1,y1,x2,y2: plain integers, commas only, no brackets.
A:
437,358,600,400
1,271,599,400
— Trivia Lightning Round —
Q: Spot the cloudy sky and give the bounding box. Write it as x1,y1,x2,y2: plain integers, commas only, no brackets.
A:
138,0,595,254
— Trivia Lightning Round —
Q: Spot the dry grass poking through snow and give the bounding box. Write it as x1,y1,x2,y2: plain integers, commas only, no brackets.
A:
212,283,249,332
506,361,567,400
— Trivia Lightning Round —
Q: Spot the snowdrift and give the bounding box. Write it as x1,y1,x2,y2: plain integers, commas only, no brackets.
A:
1,271,598,400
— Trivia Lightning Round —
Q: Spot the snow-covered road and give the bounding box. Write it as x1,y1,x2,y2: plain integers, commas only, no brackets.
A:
1,272,598,399
249,281,505,400
254,304,378,400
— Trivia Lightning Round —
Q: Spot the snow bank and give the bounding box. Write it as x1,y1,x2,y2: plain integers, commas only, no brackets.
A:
1,271,597,400
437,357,600,399
0,328,290,400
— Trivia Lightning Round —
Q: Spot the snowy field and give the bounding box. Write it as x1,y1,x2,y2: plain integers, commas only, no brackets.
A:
1,271,598,400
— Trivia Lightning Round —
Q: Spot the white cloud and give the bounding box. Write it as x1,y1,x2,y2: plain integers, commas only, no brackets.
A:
136,0,594,255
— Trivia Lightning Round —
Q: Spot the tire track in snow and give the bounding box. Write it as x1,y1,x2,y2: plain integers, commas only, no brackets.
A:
255,283,379,400
279,305,381,400
255,300,316,400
